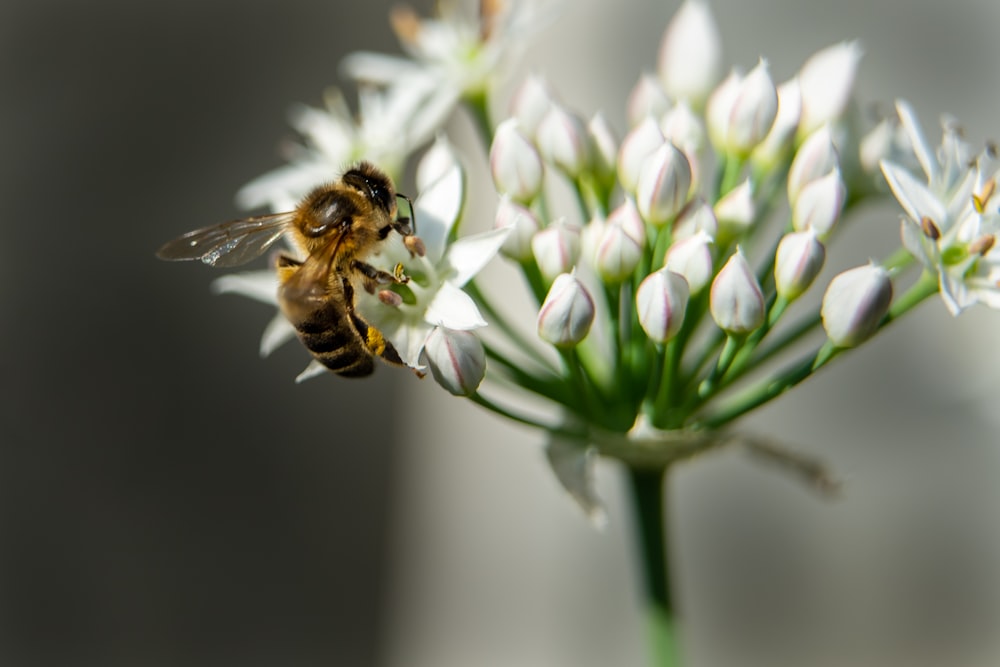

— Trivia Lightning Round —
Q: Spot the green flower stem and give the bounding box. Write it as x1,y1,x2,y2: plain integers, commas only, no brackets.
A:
560,348,617,430
469,392,586,440
627,466,680,667
883,269,939,322
719,295,789,387
463,91,494,151
466,278,555,371
697,333,743,398
520,258,551,305
882,246,917,273
650,337,683,429
718,154,747,198
481,344,580,412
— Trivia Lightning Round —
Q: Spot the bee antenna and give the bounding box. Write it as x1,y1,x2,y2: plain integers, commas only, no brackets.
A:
396,193,417,234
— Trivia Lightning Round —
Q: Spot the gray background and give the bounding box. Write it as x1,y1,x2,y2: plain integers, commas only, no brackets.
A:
5,1,1000,666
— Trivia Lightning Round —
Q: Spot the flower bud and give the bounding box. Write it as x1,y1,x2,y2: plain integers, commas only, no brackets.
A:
532,220,581,283
706,70,740,150
537,103,591,178
424,326,487,396
657,0,722,108
537,272,595,347
792,167,846,239
660,100,705,154
774,229,825,300
595,199,646,283
627,73,672,128
618,116,666,194
636,269,690,343
494,196,541,261
510,73,556,139
714,178,755,243
416,134,461,192
725,59,779,157
636,142,692,225
665,230,714,294
490,118,544,203
588,112,619,192
797,41,863,139
580,215,607,268
751,78,802,170
821,263,892,347
859,115,912,176
710,248,765,334
787,124,839,204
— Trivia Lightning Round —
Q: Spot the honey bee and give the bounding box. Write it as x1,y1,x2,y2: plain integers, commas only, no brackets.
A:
157,161,422,377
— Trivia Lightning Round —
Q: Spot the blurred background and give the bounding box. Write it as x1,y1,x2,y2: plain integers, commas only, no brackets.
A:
4,0,1000,666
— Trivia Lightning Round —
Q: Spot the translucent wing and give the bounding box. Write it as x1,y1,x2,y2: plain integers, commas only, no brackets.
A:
156,212,296,268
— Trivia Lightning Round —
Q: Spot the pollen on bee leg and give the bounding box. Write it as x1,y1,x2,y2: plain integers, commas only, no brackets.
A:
404,234,427,257
378,289,403,307
920,216,941,240
392,262,410,283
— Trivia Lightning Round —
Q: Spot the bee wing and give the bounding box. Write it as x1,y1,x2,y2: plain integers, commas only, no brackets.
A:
156,212,296,268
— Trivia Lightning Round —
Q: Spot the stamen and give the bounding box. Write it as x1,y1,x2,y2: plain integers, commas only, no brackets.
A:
920,216,941,241
390,5,422,45
405,234,427,257
973,178,996,214
969,234,995,256
378,289,403,307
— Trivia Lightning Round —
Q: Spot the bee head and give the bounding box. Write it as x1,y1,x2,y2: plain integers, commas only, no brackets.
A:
343,162,395,214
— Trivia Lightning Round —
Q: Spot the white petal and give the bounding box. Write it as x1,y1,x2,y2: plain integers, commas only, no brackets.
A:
443,227,511,287
211,271,278,305
414,164,465,264
259,312,297,358
424,282,487,330
881,160,946,223
295,360,327,383
545,436,607,527
340,51,423,85
894,99,938,185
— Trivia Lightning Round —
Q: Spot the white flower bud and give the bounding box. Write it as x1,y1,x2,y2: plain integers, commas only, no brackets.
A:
636,142,692,225
665,229,714,294
751,78,802,170
821,263,892,348
490,118,544,203
798,41,863,139
714,178,755,242
588,112,619,192
706,70,740,150
494,196,541,261
787,125,839,204
595,199,646,283
424,326,486,396
537,272,595,347
792,168,846,239
618,116,666,194
672,197,718,241
416,134,461,192
726,59,779,157
627,73,672,128
537,103,591,178
710,248,765,334
859,116,913,176
637,269,690,343
658,0,722,108
532,220,581,283
660,100,705,154
510,73,556,139
774,229,825,301
580,215,607,268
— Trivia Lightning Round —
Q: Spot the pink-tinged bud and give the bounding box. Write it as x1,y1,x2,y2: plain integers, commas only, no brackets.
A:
637,269,690,343
774,229,825,300
725,59,779,157
494,196,541,261
490,118,544,203
588,112,619,192
797,41,863,139
618,116,666,194
510,73,556,139
580,215,607,268
627,73,672,128
665,230,714,294
537,103,591,178
595,199,646,283
532,220,581,283
706,70,740,150
751,78,802,170
658,0,722,108
660,100,706,153
672,197,718,241
636,142,692,225
787,125,839,204
416,135,461,192
714,178,756,242
710,248,765,333
792,168,845,239
537,272,595,347
424,326,486,396
821,263,892,347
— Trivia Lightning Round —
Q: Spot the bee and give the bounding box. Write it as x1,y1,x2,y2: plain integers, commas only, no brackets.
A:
157,161,423,378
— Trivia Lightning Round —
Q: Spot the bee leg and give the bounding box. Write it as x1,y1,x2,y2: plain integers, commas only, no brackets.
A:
342,278,424,377
351,259,409,294
274,253,303,282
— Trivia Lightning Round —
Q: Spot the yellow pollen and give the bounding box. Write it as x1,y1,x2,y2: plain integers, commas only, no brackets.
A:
973,178,996,214
367,329,387,355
